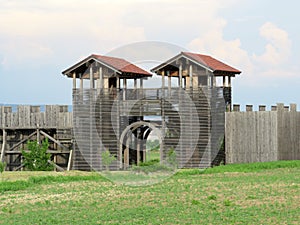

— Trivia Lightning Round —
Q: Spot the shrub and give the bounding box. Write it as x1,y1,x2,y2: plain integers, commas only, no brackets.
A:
166,148,177,170
138,159,159,167
101,150,116,171
0,162,6,181
22,139,54,171
0,162,5,174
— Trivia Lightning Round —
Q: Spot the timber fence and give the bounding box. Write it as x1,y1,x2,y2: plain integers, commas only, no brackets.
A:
225,103,300,164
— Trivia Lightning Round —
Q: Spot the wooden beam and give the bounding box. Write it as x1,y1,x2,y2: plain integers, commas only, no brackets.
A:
47,160,65,172
140,78,143,89
73,72,76,89
179,64,183,88
40,130,69,150
99,66,103,89
0,129,6,162
8,131,37,151
90,66,94,89
189,64,193,89
67,149,73,171
80,73,83,90
134,78,137,90
161,70,165,89
167,71,171,96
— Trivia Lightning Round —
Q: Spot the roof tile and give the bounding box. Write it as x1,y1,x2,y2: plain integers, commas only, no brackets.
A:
182,52,241,74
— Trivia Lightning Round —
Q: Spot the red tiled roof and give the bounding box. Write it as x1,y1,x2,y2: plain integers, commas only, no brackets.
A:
182,52,241,74
92,54,151,76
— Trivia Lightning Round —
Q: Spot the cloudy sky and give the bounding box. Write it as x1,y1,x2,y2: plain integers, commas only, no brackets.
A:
0,0,299,109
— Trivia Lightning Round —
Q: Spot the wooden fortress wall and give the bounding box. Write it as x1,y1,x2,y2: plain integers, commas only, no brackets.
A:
225,103,300,163
0,105,73,171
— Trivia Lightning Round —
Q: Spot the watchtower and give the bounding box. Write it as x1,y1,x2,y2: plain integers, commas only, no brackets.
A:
62,52,241,170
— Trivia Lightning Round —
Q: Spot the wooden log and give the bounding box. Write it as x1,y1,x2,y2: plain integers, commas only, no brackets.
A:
8,131,37,151
40,130,69,150
0,129,6,162
233,104,240,112
290,103,297,112
189,64,193,88
47,160,64,172
67,149,73,171
246,105,253,112
259,105,266,111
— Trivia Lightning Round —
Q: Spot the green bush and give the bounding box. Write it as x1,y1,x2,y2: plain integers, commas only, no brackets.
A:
166,148,177,170
0,162,6,181
0,162,5,174
138,159,159,167
22,139,54,171
101,150,116,171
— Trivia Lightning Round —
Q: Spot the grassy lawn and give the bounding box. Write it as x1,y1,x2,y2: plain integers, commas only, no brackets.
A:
0,161,300,224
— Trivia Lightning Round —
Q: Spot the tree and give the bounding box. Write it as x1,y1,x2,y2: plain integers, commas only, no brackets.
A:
22,139,53,171
166,148,177,170
101,149,116,171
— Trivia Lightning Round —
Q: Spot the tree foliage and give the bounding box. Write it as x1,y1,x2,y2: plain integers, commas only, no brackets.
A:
101,149,116,171
146,139,160,151
22,139,53,171
0,161,5,174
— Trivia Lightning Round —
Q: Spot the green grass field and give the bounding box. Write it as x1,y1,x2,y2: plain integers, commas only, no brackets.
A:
1,161,300,224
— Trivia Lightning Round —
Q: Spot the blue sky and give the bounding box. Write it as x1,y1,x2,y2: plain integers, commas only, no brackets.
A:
0,0,299,110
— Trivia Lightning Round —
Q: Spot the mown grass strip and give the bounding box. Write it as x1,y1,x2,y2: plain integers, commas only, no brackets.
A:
176,160,300,176
0,173,106,193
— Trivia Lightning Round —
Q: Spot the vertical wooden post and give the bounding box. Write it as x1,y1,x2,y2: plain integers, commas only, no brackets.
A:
271,106,277,111
67,150,73,171
277,103,284,160
137,130,140,165
179,64,183,88
290,103,297,112
99,66,103,90
117,76,120,89
134,79,137,90
0,129,6,162
189,64,193,89
123,79,127,100
80,73,83,90
223,76,226,87
246,105,253,112
228,76,232,87
167,71,171,97
140,78,143,89
233,104,240,112
37,127,40,144
161,70,165,89
259,105,266,111
90,66,94,89
72,72,76,89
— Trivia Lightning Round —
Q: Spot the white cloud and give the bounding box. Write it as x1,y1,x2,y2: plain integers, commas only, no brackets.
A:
188,19,295,83
253,22,291,66
0,0,147,67
188,18,253,74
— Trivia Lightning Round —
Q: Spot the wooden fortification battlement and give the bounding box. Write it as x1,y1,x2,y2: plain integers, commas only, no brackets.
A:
0,105,72,129
231,103,298,112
